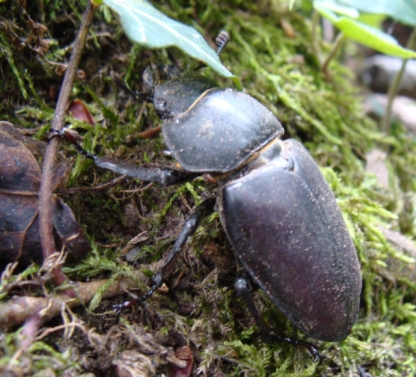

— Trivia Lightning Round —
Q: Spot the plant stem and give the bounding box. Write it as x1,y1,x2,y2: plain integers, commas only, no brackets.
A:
39,0,99,288
380,27,416,133
321,33,346,76
311,10,322,65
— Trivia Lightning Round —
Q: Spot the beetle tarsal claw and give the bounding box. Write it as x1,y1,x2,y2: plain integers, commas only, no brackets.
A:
267,334,321,362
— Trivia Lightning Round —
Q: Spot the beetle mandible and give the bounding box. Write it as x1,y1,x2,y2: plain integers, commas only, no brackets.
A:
64,31,361,355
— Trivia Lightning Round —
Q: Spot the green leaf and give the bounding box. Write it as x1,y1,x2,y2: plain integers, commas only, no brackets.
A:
314,5,416,58
357,13,385,29
338,0,416,27
103,0,233,77
313,0,359,18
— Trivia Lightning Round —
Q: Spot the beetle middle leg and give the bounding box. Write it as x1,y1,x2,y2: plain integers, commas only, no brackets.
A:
115,198,216,311
234,275,321,362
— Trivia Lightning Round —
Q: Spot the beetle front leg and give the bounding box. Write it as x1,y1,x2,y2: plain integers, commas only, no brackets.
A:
116,198,216,311
95,156,197,186
53,128,198,186
234,276,321,362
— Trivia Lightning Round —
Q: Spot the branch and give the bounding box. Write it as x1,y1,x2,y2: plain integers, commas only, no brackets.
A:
38,1,99,288
0,274,143,328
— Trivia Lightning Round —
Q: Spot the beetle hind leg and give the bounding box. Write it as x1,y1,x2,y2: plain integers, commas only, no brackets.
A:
234,275,321,362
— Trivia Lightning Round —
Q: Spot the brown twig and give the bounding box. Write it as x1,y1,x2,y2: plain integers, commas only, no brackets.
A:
38,1,99,289
321,33,346,79
138,125,162,139
0,272,145,328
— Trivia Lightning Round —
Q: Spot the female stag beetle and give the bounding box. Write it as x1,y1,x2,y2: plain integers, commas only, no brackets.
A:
62,31,361,358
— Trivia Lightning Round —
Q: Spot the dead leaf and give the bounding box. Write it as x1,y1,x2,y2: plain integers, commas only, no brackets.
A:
170,346,193,377
0,122,89,271
67,99,95,125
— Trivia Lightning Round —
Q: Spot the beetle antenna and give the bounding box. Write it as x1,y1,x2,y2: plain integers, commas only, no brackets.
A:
193,31,230,72
215,30,230,56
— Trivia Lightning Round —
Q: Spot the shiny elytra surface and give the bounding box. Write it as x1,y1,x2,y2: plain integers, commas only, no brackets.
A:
218,139,361,341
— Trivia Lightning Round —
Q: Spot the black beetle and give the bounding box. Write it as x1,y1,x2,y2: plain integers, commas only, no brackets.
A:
61,32,361,356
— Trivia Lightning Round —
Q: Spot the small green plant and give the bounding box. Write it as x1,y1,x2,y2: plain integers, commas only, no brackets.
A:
313,0,416,58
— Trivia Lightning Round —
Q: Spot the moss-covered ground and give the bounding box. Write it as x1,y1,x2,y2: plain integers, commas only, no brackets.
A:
1,0,416,376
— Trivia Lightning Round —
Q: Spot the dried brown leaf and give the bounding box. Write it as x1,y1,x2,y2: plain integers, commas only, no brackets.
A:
0,122,89,270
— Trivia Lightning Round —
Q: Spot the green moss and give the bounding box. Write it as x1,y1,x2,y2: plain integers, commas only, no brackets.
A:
1,0,416,375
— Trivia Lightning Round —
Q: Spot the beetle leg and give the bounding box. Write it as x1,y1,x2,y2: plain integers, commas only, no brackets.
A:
115,198,216,311
54,128,198,186
234,276,269,334
94,157,197,186
357,365,369,377
234,275,321,362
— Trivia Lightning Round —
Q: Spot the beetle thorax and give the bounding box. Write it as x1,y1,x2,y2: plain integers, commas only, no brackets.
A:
162,88,284,174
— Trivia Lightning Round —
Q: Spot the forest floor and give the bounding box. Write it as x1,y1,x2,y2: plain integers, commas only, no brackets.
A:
1,1,416,376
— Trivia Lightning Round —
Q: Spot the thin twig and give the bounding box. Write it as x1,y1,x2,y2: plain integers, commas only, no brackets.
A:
0,267,153,328
321,33,346,78
311,10,322,65
38,1,99,288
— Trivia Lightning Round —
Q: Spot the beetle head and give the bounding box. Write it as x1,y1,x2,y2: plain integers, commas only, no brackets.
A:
142,64,182,95
141,64,187,119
